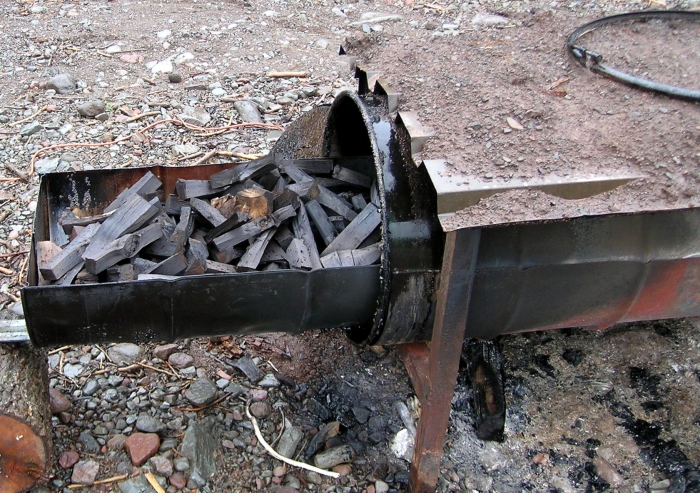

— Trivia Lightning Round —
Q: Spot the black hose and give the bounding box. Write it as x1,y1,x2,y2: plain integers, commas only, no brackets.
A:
567,10,700,101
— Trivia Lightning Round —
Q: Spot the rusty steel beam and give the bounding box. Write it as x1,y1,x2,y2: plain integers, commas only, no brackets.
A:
404,228,481,493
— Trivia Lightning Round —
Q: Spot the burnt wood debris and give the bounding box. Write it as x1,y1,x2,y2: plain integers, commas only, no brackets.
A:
39,154,382,284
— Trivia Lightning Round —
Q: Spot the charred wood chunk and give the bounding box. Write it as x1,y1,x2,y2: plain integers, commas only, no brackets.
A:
55,260,86,286
190,197,226,228
75,268,99,284
257,170,282,191
36,241,62,285
279,160,314,183
317,186,357,221
272,176,288,193
212,215,277,250
83,194,160,261
175,179,225,200
204,212,252,244
165,194,188,216
273,188,301,212
233,188,273,219
39,222,100,281
238,228,277,271
463,339,506,442
84,222,163,275
351,194,368,211
227,355,263,383
286,238,313,270
332,165,372,188
287,180,320,201
305,199,337,246
260,241,287,263
320,243,381,268
292,158,334,175
105,264,136,283
370,180,380,206
144,252,188,276
210,195,237,219
69,226,86,241
104,171,162,213
314,177,347,190
131,257,158,275
205,259,238,274
321,203,381,256
291,205,322,270
185,238,209,276
59,209,115,234
274,226,295,250
169,206,195,250
209,154,276,189
209,244,245,264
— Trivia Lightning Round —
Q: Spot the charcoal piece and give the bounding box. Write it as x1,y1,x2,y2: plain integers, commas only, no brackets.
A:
205,260,238,274
351,194,368,211
287,180,320,201
291,205,322,270
320,243,381,267
227,356,263,383
185,238,209,276
175,179,225,200
144,253,187,276
292,158,334,175
84,223,163,275
260,241,287,263
36,241,62,285
332,165,372,188
209,244,245,264
209,154,276,188
55,260,86,286
273,189,301,212
305,200,337,246
321,203,381,256
210,195,238,219
165,194,188,216
190,197,226,228
131,257,158,275
59,209,115,234
274,226,295,250
83,194,160,261
169,206,195,249
39,223,100,281
104,171,162,213
286,238,312,270
318,186,357,221
204,212,252,243
212,215,276,250
279,161,313,183
238,228,277,271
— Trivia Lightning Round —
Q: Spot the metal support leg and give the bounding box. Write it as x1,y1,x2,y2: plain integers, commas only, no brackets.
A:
399,229,481,493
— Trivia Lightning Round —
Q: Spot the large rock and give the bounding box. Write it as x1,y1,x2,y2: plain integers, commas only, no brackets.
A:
184,377,217,407
71,460,99,485
108,343,145,365
181,416,218,485
46,73,76,94
124,433,160,466
76,100,106,117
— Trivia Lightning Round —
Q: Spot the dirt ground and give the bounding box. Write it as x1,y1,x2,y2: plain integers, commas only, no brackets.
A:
1,0,699,492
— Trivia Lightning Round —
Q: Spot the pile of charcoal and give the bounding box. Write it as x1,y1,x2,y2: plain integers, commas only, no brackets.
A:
37,154,382,285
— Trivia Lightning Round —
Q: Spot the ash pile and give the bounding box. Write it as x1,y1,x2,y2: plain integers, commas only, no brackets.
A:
38,154,382,285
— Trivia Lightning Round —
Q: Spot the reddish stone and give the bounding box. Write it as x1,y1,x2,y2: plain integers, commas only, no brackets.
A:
58,450,80,469
124,433,160,466
169,472,187,489
49,388,71,414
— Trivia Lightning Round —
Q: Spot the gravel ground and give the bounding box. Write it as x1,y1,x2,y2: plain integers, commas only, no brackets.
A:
0,0,699,492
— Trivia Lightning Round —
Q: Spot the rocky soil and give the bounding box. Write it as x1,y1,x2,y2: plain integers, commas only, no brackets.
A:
0,0,699,492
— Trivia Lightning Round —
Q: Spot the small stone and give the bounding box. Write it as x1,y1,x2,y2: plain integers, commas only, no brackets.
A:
150,456,173,476
107,434,127,451
59,450,80,469
19,121,44,137
273,466,286,477
506,117,524,130
159,437,178,451
177,106,211,127
259,374,280,387
212,87,227,97
181,416,218,483
63,363,83,379
651,479,671,490
79,431,100,453
333,464,352,476
108,343,145,365
168,352,194,369
151,59,173,74
71,460,99,486
95,113,109,122
471,12,509,25
46,73,76,94
172,144,200,156
120,53,144,64
276,96,295,105
306,471,323,484
249,401,273,419
593,458,624,487
276,424,303,458
49,388,71,414
34,158,61,175
251,389,268,401
76,100,105,117
124,433,160,466
352,406,370,424
375,480,390,493
153,344,178,360
157,29,172,39
82,379,100,396
173,456,190,472
314,445,356,469
185,377,218,407
169,72,183,83
105,45,122,54
136,414,164,433
170,473,187,489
